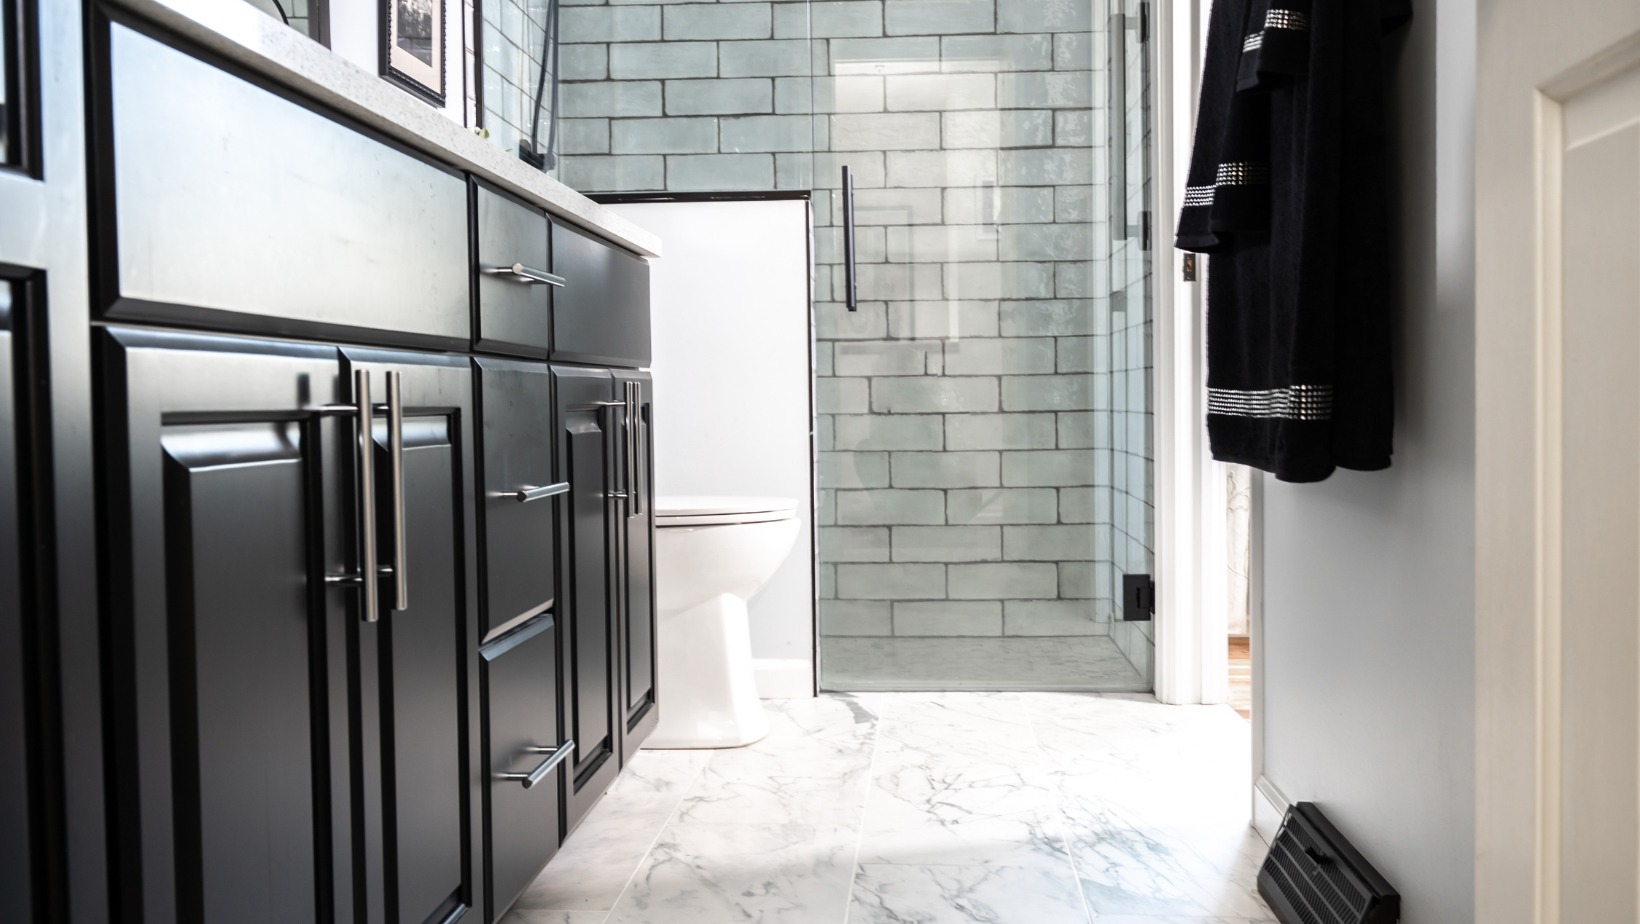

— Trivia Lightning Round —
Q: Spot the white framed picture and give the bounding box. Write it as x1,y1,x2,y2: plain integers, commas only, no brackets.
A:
383,0,444,105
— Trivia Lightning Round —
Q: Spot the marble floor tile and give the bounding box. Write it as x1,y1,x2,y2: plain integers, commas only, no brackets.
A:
1059,800,1270,919
608,749,713,795
501,912,611,924
509,793,681,914
605,821,859,924
857,803,1071,868
501,693,1267,924
848,864,1091,924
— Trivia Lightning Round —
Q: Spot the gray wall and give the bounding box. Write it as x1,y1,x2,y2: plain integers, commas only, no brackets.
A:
1258,1,1475,921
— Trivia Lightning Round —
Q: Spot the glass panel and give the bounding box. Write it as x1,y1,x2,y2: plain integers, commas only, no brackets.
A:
1,0,11,162
241,0,327,45
553,5,814,193
811,0,1154,692
481,0,558,165
550,0,1154,691
1106,0,1154,675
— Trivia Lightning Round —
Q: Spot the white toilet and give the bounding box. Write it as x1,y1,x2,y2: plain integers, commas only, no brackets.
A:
645,495,801,749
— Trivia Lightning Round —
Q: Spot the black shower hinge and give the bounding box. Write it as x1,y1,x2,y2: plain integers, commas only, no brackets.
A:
1122,574,1155,621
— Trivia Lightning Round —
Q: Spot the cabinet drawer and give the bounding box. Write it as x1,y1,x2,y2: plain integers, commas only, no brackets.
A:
474,184,554,357
551,222,651,368
483,617,566,921
476,357,557,641
103,22,469,346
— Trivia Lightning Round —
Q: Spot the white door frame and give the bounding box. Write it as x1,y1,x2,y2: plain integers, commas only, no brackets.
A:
1152,0,1233,707
1475,6,1640,920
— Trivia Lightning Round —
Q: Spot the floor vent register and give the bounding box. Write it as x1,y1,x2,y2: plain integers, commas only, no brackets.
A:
1259,802,1401,924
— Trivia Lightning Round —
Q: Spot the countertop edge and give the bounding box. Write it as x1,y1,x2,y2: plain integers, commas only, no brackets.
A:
111,0,664,259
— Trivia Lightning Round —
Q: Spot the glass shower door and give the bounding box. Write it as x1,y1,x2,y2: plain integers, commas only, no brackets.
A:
812,0,1156,691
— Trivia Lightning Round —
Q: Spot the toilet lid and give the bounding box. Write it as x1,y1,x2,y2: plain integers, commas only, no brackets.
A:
656,495,799,527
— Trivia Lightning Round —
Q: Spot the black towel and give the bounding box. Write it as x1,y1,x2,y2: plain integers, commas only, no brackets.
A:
1177,0,1410,483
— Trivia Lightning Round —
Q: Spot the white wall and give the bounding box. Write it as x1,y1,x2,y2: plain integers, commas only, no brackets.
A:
327,0,466,125
1258,2,1476,921
610,199,816,696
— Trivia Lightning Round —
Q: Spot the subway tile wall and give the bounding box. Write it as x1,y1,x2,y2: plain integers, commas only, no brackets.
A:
481,0,554,158
549,0,1155,682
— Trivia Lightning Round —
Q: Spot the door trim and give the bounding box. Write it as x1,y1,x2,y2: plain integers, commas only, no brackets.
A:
1153,0,1233,707
1476,15,1640,924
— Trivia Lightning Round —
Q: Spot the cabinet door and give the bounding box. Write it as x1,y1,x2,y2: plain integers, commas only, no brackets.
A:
474,183,553,358
481,616,565,921
614,371,658,761
99,22,469,348
551,365,621,831
550,222,651,368
0,283,32,920
101,328,354,924
475,358,557,641
342,350,479,924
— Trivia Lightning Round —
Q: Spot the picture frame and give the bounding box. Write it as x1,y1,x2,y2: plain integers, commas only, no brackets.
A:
382,0,445,106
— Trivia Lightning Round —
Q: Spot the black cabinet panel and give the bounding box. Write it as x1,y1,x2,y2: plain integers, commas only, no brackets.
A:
474,184,553,358
550,223,651,369
614,371,658,761
342,351,478,924
476,358,556,641
482,617,564,921
102,328,352,924
161,424,321,923
551,365,621,831
0,285,33,921
101,22,469,347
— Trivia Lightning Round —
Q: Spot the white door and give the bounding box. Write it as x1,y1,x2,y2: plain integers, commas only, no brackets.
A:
1477,4,1640,922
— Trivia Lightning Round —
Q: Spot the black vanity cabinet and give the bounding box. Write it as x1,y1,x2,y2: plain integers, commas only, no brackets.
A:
100,331,480,924
40,13,663,924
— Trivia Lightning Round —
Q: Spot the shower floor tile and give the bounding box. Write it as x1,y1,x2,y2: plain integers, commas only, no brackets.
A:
819,636,1149,692
502,694,1271,924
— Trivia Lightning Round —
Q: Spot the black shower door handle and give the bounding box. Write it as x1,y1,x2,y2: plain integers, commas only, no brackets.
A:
841,165,859,312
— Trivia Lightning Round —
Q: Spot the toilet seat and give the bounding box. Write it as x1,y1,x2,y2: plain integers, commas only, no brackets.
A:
656,495,799,527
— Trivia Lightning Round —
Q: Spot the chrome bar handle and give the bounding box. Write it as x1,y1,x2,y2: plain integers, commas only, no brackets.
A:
385,371,408,612
486,262,567,287
842,165,859,312
515,482,570,503
324,371,379,621
498,740,576,790
625,382,639,518
629,382,645,517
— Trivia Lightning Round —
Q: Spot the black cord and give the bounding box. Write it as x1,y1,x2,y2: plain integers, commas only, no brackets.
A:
521,0,561,170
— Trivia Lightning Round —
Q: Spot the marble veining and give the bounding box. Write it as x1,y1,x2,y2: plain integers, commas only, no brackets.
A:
503,693,1273,924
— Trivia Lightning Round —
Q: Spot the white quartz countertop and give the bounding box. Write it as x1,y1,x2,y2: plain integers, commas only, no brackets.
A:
113,0,663,258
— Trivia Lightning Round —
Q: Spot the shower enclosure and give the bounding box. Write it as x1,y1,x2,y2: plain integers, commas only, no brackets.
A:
538,0,1156,690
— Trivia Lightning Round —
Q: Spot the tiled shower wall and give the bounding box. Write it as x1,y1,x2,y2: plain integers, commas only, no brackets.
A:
551,0,1154,686
481,0,553,157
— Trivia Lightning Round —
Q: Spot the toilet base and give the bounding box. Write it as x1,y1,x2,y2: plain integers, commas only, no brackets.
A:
643,592,770,749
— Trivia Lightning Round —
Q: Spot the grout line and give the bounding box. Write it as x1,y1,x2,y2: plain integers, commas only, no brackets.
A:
589,755,713,923
1023,692,1101,924
837,693,883,924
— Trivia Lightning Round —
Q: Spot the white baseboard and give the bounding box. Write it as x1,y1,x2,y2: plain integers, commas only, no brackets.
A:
753,659,814,699
1252,775,1290,845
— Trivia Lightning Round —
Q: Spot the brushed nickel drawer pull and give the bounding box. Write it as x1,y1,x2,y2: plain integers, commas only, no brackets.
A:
487,262,566,287
499,740,576,790
516,482,570,503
